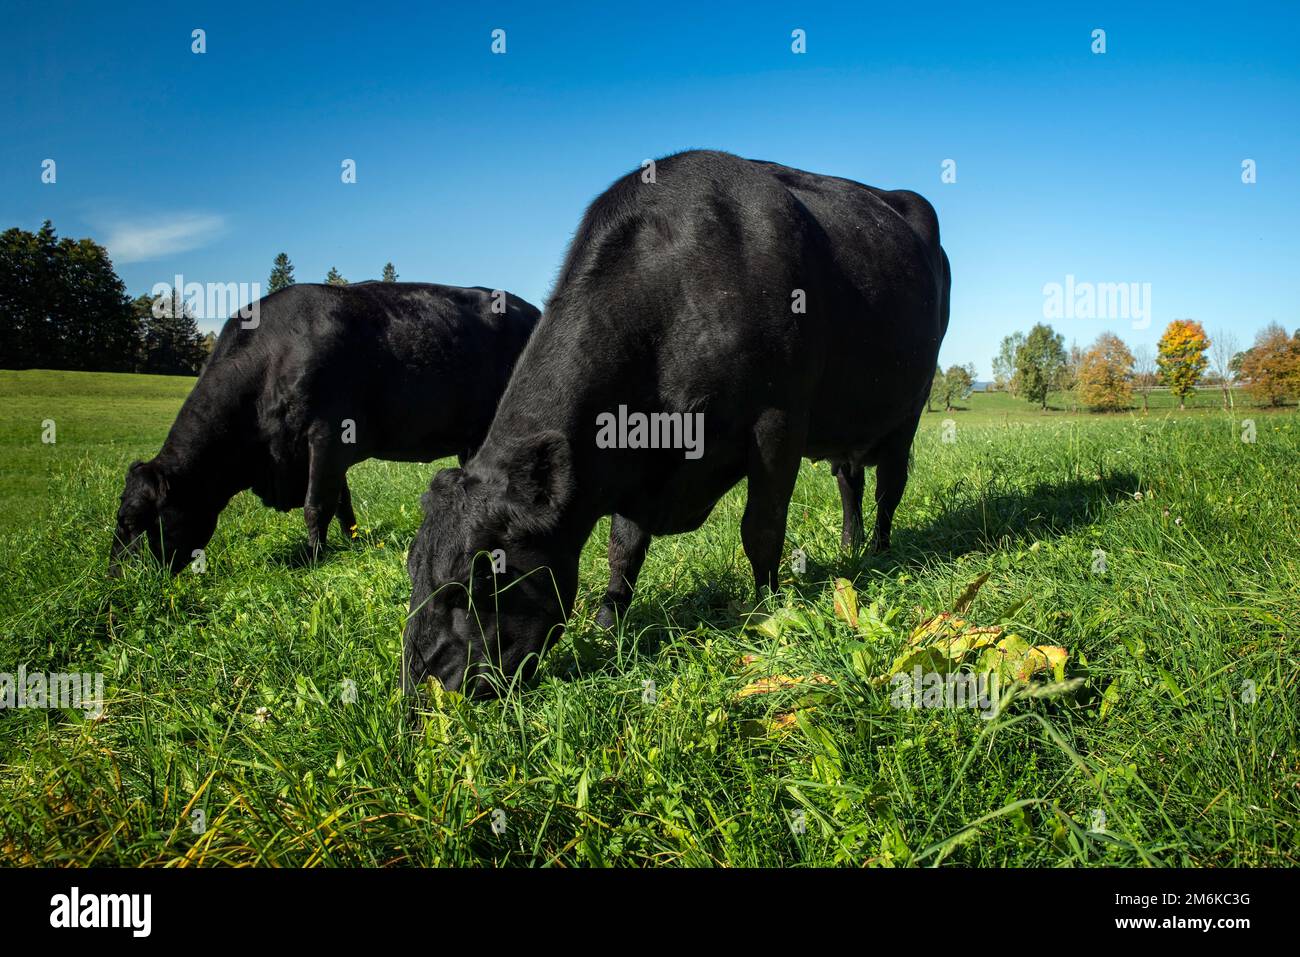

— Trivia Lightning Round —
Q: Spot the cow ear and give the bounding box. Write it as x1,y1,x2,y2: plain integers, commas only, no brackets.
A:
130,460,169,502
428,466,466,492
503,431,572,530
421,466,465,514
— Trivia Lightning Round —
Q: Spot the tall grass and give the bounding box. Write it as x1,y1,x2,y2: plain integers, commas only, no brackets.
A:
1,373,1296,865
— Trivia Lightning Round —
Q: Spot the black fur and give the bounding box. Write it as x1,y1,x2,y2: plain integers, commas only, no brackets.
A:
405,151,951,697
109,282,540,574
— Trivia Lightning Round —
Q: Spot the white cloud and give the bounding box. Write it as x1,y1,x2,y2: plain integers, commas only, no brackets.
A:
102,213,226,264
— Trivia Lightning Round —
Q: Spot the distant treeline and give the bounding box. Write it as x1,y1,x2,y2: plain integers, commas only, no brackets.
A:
981,321,1300,412
5,220,1297,409
0,223,398,375
0,222,209,374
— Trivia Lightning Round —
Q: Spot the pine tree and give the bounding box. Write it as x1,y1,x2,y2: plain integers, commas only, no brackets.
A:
0,221,138,371
325,267,348,286
381,262,398,282
134,291,208,375
268,253,295,294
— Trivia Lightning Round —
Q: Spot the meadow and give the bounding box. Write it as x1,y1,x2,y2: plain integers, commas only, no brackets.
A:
1,369,1296,866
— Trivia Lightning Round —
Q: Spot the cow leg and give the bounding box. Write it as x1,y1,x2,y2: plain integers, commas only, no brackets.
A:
304,438,344,556
742,413,805,598
336,474,357,540
869,418,919,553
833,461,865,552
596,514,652,629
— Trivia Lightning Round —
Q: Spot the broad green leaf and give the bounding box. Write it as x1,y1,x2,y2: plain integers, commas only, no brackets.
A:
1099,679,1121,719
748,605,811,641
833,578,859,629
1157,666,1187,705
975,635,1066,683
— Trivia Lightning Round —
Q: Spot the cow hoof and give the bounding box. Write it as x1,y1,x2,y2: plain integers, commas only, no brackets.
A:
595,604,618,630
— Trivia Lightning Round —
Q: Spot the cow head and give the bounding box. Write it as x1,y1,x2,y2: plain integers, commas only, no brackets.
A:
109,460,219,575
403,432,578,698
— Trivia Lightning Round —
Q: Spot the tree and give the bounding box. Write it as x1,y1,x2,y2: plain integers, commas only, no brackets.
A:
0,221,139,371
992,332,1025,394
381,262,398,282
927,365,944,413
1059,340,1084,410
1208,329,1239,411
1239,323,1300,407
133,291,207,375
1132,343,1157,413
940,363,975,411
1229,349,1247,381
325,267,348,286
1078,332,1134,411
268,253,295,294
1156,319,1209,410
1014,323,1067,410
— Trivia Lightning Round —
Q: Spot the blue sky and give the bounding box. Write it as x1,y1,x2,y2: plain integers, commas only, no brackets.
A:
4,1,1297,376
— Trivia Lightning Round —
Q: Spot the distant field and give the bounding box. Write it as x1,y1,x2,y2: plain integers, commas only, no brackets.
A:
1,369,1296,866
0,370,1258,531
933,385,1251,424
0,370,195,534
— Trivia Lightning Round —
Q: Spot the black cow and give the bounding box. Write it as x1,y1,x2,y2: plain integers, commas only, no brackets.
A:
404,151,951,696
109,282,540,575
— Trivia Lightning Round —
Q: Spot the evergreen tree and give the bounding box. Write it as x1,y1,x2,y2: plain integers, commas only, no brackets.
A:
325,267,348,286
133,290,208,375
268,252,296,294
381,262,398,282
0,221,138,371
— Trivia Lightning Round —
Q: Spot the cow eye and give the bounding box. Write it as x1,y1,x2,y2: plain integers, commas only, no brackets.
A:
437,584,469,609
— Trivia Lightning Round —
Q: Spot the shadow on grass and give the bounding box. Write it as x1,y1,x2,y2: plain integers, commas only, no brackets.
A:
807,469,1142,584
261,518,417,569
555,470,1141,679
263,538,345,570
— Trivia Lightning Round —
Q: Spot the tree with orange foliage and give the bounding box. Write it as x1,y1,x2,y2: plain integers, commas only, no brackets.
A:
1078,332,1135,411
1156,320,1210,409
1239,323,1300,407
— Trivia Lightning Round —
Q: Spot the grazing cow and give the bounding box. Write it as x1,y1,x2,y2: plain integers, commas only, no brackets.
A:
404,150,951,697
109,282,540,575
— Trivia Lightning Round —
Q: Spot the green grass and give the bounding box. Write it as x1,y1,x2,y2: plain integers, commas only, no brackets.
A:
1,369,1297,866
0,370,195,535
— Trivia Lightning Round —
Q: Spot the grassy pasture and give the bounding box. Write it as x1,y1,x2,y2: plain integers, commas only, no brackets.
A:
0,369,1296,866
